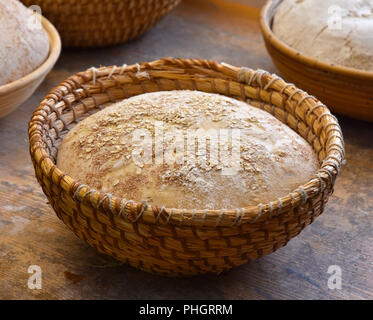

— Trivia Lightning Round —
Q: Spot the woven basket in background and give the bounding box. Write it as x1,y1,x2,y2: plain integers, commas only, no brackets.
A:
28,58,344,276
21,0,182,47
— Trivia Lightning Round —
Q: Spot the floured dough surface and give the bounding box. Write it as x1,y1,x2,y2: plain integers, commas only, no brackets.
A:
0,0,50,86
273,0,373,71
57,90,319,210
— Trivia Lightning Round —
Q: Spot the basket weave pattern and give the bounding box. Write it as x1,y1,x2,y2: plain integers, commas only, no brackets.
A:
28,58,344,275
21,0,182,47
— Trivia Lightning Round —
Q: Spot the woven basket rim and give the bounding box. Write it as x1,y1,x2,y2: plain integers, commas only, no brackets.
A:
20,0,183,48
260,0,373,80
0,15,61,94
28,58,344,227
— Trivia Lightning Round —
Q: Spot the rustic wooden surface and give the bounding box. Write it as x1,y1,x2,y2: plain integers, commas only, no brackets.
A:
0,0,372,300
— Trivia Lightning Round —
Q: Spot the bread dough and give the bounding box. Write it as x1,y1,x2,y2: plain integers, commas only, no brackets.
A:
0,0,50,86
273,0,373,71
57,90,319,210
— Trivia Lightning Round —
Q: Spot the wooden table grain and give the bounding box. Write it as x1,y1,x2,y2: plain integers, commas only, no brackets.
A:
0,0,372,300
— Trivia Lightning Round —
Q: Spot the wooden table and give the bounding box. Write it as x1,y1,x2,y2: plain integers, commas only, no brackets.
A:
0,0,372,300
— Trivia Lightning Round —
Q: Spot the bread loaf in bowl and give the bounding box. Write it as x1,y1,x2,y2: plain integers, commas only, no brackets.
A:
260,0,373,121
0,0,50,86
57,90,319,210
29,59,344,275
272,0,373,71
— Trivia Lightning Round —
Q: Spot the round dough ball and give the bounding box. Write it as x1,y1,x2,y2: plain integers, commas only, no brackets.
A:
0,0,50,86
273,0,373,71
57,90,319,210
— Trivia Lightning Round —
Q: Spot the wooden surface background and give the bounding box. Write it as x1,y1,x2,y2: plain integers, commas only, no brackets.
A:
0,0,372,300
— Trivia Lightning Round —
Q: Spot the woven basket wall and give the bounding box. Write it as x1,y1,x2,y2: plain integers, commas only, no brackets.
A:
21,0,182,47
28,58,344,276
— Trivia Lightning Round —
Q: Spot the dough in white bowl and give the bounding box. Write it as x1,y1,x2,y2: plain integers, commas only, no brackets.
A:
0,0,50,86
273,0,373,71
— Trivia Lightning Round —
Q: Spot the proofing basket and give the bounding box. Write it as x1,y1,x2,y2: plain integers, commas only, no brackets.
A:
0,15,61,118
21,0,182,47
260,0,373,122
28,58,344,276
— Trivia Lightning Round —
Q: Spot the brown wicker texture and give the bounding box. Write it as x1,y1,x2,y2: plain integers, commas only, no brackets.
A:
260,0,373,122
21,0,182,47
28,58,344,276
0,16,61,118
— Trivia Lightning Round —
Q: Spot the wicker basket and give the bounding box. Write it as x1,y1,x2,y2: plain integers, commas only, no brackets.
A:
0,15,61,118
21,0,182,48
28,58,344,276
260,0,373,122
